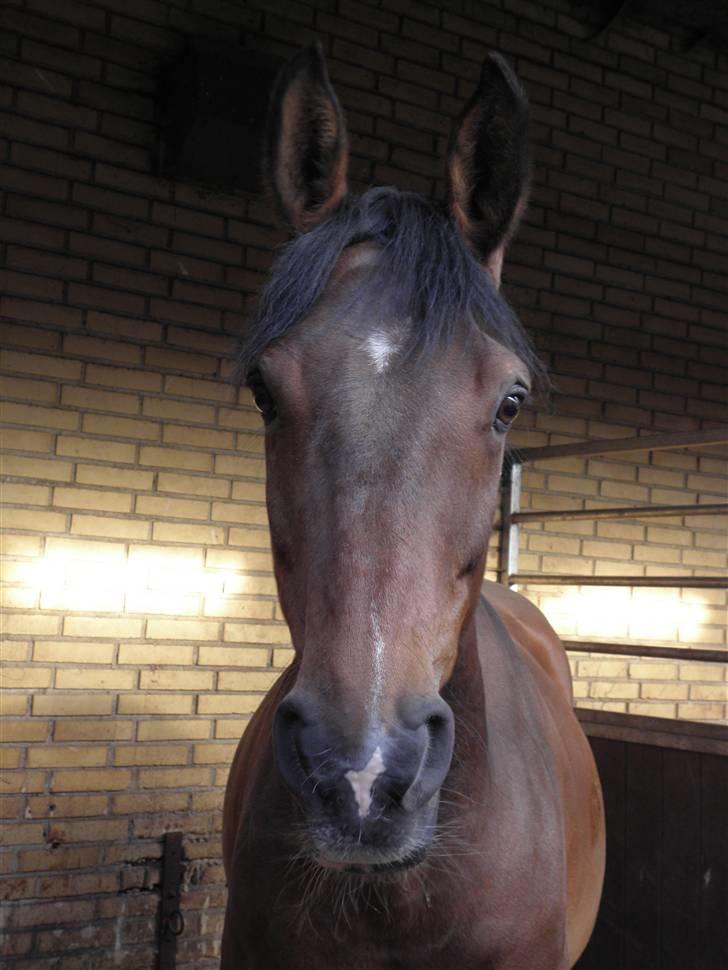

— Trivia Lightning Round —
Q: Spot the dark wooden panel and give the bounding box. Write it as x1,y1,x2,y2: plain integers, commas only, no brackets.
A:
575,737,625,970
575,725,728,970
623,744,663,970
662,748,701,970
700,754,728,970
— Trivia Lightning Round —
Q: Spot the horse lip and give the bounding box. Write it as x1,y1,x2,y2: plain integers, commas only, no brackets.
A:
315,845,428,875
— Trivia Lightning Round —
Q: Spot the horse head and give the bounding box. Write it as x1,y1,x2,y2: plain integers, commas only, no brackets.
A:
240,44,539,875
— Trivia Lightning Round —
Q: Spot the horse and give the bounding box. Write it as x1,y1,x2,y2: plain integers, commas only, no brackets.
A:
221,44,605,970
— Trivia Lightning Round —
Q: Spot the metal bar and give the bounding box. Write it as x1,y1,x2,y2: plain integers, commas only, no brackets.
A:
564,641,728,664
510,574,728,589
512,501,728,524
158,831,184,970
511,427,728,463
499,462,521,587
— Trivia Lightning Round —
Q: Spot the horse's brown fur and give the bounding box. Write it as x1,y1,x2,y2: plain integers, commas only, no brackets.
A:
220,46,604,970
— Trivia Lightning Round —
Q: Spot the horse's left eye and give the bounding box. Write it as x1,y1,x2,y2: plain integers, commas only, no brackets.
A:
494,393,523,431
248,370,277,423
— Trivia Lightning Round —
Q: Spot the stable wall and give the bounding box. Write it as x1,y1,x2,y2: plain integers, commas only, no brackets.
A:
0,0,727,967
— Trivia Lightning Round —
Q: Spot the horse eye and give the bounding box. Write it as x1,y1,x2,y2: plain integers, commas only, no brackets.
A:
494,393,523,430
247,370,277,423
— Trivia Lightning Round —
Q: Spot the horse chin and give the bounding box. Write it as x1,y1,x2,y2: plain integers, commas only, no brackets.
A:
307,798,439,877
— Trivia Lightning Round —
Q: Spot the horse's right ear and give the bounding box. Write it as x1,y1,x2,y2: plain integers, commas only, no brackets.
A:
447,53,531,287
265,43,349,234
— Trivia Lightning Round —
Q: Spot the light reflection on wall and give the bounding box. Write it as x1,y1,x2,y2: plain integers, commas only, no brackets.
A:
25,549,240,615
538,587,708,644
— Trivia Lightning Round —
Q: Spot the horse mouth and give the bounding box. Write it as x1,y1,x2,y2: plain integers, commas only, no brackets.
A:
316,845,428,876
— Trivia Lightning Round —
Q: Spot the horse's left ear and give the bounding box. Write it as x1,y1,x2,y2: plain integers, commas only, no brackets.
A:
265,43,349,234
447,53,531,287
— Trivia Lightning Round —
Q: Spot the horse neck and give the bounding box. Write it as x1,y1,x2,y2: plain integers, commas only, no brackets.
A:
443,597,552,808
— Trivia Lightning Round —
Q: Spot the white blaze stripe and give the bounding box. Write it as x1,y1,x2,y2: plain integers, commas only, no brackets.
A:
366,332,396,373
345,746,385,818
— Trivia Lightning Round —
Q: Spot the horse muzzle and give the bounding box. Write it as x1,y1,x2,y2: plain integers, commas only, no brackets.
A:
272,690,455,867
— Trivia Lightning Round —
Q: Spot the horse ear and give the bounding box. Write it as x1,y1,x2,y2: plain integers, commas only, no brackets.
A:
447,53,531,287
265,43,349,234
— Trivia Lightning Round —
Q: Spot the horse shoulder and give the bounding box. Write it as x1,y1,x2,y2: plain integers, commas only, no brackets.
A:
480,579,573,703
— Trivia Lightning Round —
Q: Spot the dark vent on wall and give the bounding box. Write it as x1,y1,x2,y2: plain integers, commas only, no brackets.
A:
157,41,280,193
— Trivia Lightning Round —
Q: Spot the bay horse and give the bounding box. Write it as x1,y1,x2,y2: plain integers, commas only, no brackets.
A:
222,45,604,970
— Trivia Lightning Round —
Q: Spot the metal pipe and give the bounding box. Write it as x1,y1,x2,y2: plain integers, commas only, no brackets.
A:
511,427,728,463
510,574,728,589
498,462,521,586
512,502,728,524
564,640,727,664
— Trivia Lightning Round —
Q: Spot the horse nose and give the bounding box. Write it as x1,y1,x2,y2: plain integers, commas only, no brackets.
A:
272,691,455,816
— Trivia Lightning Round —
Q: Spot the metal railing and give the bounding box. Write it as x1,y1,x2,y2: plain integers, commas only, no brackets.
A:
500,427,728,664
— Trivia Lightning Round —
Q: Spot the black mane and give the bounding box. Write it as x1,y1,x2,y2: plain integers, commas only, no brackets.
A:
238,187,544,386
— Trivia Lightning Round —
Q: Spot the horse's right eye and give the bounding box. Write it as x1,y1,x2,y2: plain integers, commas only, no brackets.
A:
248,370,277,423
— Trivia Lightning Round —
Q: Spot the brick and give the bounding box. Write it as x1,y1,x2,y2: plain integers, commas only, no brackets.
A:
677,703,725,720
215,719,249,739
198,646,271,667
0,372,58,404
223,623,290,645
125,590,202,617
117,694,194,716
207,592,275,621
118,644,195,666
152,521,224,545
137,720,209,741
138,767,210,789
139,668,214,691
54,667,136,691
52,769,132,792
59,386,140,416
197,694,262,715
85,363,162,393
115,744,188,766
157,472,229,499
70,514,149,540
230,481,266,503
34,642,114,667
214,455,265,479
112,792,188,815
32,694,113,716
53,487,132,514
142,398,216,424
73,237,147,276
164,375,235,403
217,671,278,691
28,745,107,768
56,435,136,464
135,495,210,520
193,742,237,765
0,771,45,795
75,463,153,491
162,424,234,450
45,536,126,563
147,618,220,640
0,110,69,151
2,401,78,432
2,615,60,637
0,348,81,381
206,549,272,572
0,694,29,715
3,507,67,533
144,345,219,376
139,446,212,472
7,246,87,281
1,720,47,742
19,846,98,872
62,616,143,639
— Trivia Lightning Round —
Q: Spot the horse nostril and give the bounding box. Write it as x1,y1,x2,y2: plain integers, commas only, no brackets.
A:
273,693,315,794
